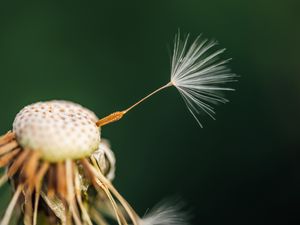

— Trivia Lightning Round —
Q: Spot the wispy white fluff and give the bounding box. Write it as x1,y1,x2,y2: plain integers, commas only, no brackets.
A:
139,199,190,225
170,32,236,127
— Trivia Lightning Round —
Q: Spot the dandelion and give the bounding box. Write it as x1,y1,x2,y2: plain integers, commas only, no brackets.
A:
0,32,236,225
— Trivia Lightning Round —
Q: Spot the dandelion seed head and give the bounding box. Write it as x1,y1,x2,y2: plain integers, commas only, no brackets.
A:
13,100,101,161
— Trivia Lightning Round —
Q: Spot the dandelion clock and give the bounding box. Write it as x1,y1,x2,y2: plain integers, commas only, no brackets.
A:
0,32,236,225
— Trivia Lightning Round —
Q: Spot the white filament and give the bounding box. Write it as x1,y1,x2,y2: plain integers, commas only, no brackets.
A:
170,32,236,127
0,185,22,225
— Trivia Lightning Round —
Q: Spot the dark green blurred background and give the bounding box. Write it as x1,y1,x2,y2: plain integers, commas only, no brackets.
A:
0,0,300,224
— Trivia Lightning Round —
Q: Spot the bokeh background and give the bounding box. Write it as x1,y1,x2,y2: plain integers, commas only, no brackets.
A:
0,0,299,224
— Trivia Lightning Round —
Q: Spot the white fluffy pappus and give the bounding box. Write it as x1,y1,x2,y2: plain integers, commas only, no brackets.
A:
170,32,237,127
138,199,190,225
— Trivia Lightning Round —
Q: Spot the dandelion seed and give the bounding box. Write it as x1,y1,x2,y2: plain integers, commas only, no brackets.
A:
0,31,236,225
98,32,236,127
